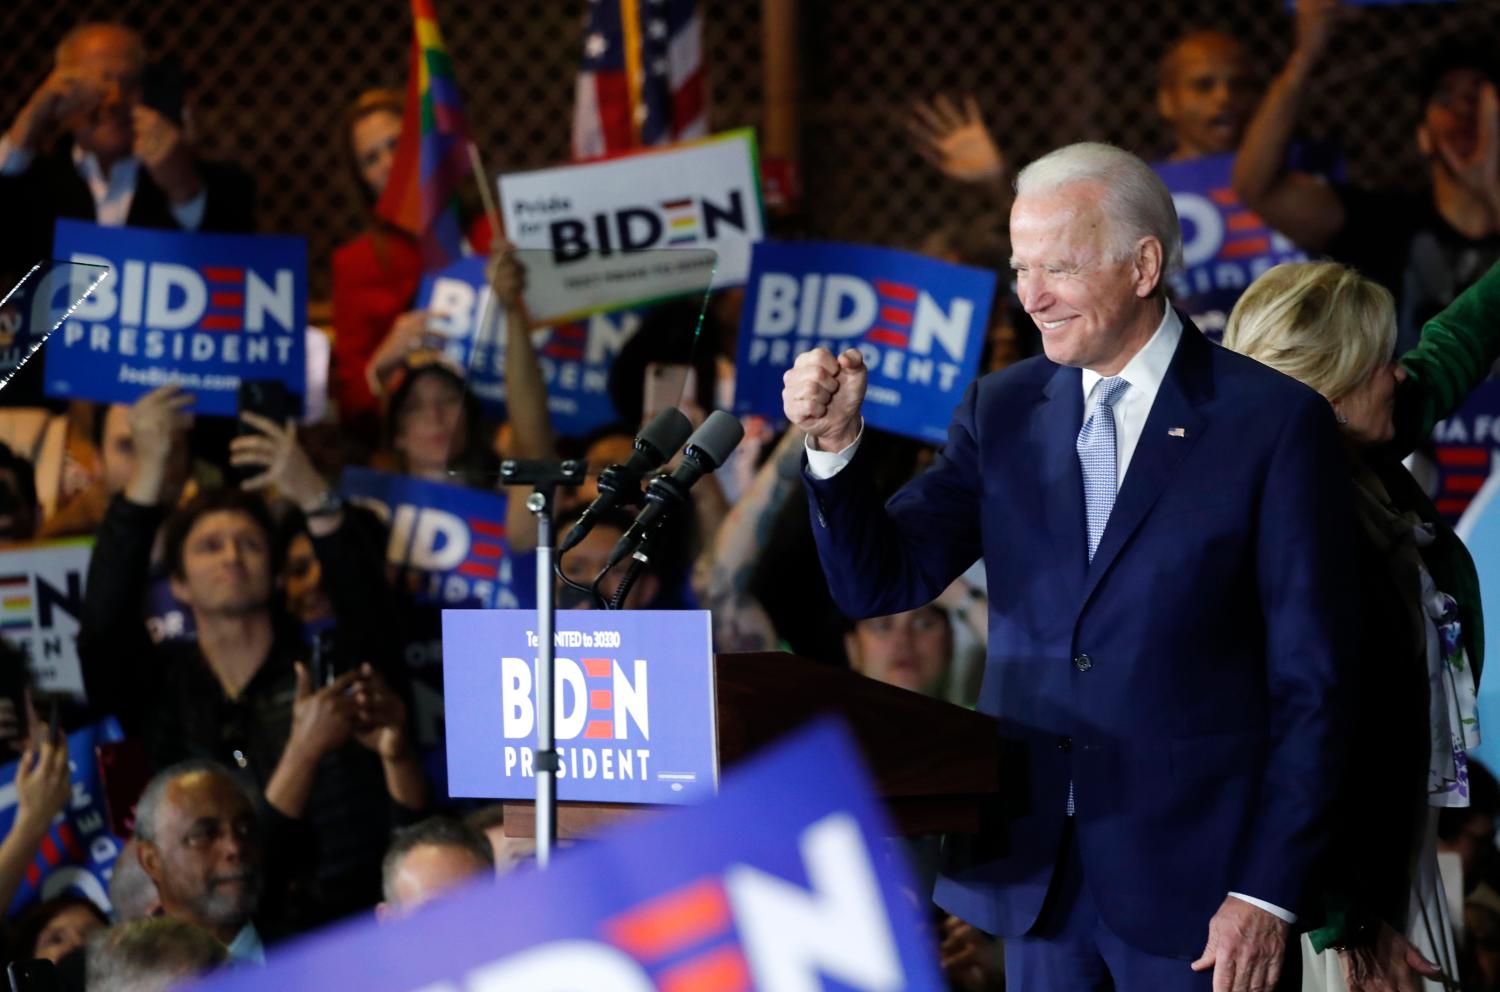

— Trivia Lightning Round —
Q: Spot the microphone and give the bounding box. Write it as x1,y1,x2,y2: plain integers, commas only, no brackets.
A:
606,410,745,569
559,407,693,555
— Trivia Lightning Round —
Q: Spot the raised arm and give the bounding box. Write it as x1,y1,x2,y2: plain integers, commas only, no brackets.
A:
488,243,555,553
1231,0,1346,251
1391,257,1500,453
691,426,806,651
906,94,1011,208
77,387,190,724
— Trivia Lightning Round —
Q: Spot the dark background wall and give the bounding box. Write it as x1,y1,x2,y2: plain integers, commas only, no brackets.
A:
2,0,1496,299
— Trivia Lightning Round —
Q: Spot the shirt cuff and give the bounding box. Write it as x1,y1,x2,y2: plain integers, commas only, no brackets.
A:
1228,892,1297,924
0,135,34,176
170,188,208,230
803,422,864,480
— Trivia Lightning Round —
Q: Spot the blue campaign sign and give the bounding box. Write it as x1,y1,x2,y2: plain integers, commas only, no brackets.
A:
443,609,716,805
188,719,945,992
417,257,639,437
47,220,307,415
1429,381,1500,523
1459,457,1500,767
0,719,125,916
1153,152,1311,339
339,467,519,610
735,240,993,444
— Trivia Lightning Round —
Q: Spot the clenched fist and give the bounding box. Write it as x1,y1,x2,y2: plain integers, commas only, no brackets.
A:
782,347,866,452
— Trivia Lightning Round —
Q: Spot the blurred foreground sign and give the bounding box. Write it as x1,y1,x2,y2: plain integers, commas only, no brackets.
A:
189,719,944,991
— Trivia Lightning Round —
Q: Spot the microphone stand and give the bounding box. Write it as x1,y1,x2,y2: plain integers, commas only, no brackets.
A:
500,458,584,869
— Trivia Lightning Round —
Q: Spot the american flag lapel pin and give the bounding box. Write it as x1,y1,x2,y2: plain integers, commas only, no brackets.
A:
1168,427,1187,438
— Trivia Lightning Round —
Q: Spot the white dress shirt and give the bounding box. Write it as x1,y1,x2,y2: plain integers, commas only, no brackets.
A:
0,135,207,230
804,307,1297,924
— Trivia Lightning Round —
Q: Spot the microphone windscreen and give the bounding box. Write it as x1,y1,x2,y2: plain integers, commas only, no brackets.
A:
684,410,746,469
638,407,693,461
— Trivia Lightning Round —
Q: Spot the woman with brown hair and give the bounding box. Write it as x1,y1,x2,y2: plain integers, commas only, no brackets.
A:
329,89,493,440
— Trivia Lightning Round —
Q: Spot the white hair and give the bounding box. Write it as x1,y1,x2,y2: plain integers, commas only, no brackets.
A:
1014,142,1184,278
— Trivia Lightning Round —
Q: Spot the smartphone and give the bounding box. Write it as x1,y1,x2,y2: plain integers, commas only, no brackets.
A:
308,625,337,689
236,379,293,429
642,362,692,420
141,59,185,126
8,959,61,992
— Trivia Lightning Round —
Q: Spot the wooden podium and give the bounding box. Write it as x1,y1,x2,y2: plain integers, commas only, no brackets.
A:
503,651,1002,839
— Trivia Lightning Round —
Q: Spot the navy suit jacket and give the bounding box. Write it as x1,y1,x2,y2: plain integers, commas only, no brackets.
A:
805,319,1357,958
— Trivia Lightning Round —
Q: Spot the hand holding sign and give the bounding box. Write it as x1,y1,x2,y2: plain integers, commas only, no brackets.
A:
14,730,70,837
485,239,527,315
123,385,193,507
783,348,867,452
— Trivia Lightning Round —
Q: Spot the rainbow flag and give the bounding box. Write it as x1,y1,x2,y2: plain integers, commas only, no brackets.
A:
375,0,473,270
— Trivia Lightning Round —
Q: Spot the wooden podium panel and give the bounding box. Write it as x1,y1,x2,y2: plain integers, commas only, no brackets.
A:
502,651,1002,839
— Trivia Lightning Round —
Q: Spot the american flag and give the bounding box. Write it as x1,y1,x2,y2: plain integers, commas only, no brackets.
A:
572,0,707,160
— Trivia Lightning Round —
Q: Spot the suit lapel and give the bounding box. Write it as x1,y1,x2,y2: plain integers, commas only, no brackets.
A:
1033,363,1088,600
1080,323,1212,605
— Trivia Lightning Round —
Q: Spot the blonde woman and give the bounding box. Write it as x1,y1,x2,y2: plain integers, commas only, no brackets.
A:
1225,259,1500,992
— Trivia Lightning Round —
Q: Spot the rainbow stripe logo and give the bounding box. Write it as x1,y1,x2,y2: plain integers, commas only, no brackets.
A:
0,574,31,632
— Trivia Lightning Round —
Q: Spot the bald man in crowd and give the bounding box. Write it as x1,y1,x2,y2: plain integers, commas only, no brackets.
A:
0,21,253,283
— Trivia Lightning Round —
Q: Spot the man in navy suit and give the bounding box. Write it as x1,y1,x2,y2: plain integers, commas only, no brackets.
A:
783,142,1356,991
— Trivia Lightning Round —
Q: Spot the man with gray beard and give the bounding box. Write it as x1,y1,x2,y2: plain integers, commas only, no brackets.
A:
133,761,268,965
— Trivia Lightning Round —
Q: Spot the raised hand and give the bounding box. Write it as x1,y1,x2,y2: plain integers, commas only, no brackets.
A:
485,239,528,315
6,70,105,151
906,94,1005,184
351,664,411,763
782,347,866,452
1432,83,1500,210
365,309,447,394
123,385,194,506
14,728,71,835
1292,0,1345,67
131,105,200,205
230,412,328,511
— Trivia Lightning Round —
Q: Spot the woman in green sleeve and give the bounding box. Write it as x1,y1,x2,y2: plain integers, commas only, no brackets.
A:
1224,257,1500,992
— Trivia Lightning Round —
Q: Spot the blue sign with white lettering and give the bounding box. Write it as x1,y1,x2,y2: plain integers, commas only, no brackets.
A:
734,240,994,444
443,609,716,805
0,718,125,916
416,257,639,437
188,718,944,992
339,467,518,610
1153,153,1312,340
1429,381,1500,523
47,220,307,415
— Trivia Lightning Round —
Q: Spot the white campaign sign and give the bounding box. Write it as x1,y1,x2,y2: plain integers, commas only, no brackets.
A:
0,539,93,699
498,129,763,321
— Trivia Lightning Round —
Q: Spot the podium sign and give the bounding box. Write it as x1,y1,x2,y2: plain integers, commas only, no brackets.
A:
443,609,717,804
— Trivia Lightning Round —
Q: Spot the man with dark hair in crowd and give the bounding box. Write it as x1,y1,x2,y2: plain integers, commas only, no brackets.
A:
132,760,265,963
0,22,253,281
86,917,228,992
78,384,425,929
844,604,954,699
377,817,494,918
1234,0,1500,348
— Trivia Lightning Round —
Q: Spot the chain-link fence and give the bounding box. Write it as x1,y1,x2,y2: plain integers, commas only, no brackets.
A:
2,0,1496,300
